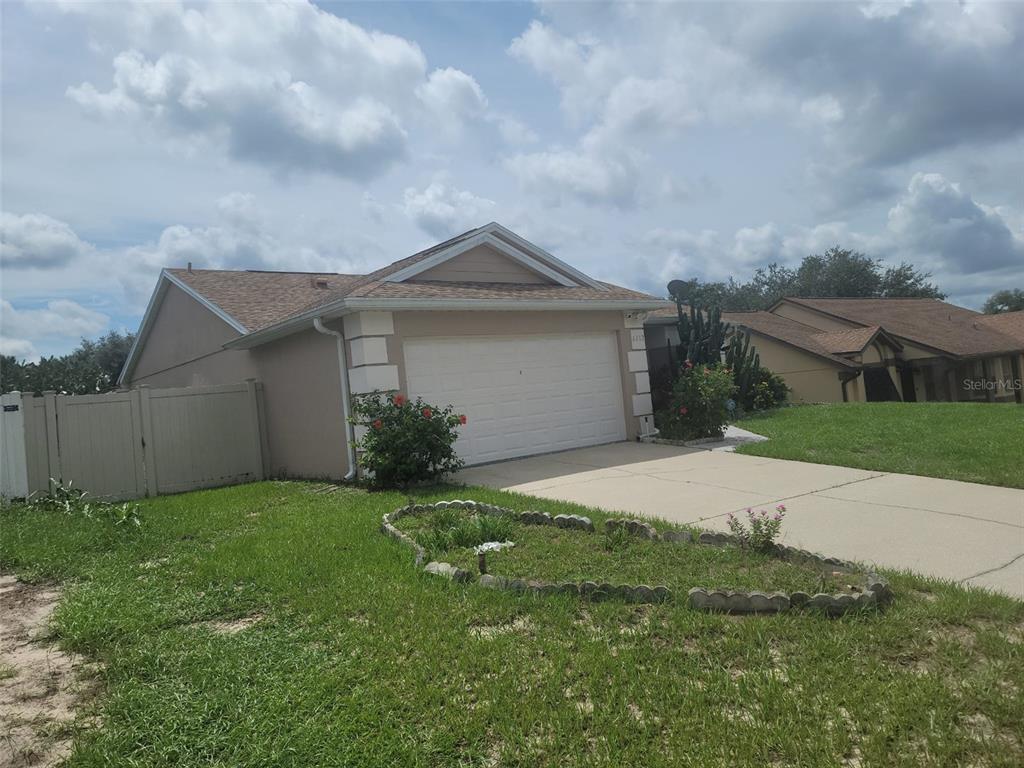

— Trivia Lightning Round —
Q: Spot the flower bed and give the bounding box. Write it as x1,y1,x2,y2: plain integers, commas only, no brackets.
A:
382,501,891,616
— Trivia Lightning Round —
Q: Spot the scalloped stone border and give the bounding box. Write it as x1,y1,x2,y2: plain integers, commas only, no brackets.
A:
382,501,891,616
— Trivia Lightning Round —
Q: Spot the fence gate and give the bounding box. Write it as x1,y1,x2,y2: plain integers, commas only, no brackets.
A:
1,381,266,500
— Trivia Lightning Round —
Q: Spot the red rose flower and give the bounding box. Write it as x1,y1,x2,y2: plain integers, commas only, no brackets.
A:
421,407,433,419
372,419,383,430
392,394,406,407
679,406,688,415
685,360,694,369
459,414,467,425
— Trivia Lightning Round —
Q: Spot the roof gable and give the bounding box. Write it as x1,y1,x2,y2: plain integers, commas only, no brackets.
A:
377,223,603,289
118,270,249,385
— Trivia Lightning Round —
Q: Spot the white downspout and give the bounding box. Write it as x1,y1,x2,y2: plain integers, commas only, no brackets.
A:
313,317,357,481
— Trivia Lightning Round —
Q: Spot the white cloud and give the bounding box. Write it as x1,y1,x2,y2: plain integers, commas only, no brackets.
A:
505,4,1024,209
887,172,1024,273
0,337,38,361
401,182,495,239
489,114,538,146
59,1,490,180
505,145,641,208
117,191,368,306
1,299,110,361
800,94,843,125
505,17,776,207
1,212,95,269
416,67,487,135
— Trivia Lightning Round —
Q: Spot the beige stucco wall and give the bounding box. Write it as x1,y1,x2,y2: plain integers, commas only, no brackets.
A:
127,286,349,480
416,244,550,284
389,310,641,439
250,325,350,480
771,302,858,331
746,333,848,403
130,284,258,387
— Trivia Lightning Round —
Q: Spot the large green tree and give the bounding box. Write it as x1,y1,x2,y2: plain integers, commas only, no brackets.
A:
982,289,1024,314
1,330,136,395
669,247,945,309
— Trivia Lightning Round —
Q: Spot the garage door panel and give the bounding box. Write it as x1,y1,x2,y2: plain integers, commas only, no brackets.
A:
404,333,626,465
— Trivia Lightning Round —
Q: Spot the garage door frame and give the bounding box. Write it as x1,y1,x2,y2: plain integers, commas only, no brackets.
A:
402,331,627,466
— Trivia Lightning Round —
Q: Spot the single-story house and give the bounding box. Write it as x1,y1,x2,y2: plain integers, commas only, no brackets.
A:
120,222,665,479
645,297,1024,405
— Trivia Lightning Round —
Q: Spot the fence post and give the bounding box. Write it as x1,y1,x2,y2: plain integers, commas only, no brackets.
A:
255,381,271,480
42,391,60,490
127,388,147,498
245,379,265,481
137,386,158,497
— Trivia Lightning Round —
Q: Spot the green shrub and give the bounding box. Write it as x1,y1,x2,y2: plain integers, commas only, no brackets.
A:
414,512,514,555
742,367,789,412
350,392,465,488
656,363,736,440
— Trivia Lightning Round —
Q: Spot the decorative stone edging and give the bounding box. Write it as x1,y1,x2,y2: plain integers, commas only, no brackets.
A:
382,500,891,616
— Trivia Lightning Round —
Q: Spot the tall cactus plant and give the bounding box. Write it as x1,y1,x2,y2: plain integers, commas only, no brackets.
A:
726,330,760,406
668,281,762,408
670,291,730,367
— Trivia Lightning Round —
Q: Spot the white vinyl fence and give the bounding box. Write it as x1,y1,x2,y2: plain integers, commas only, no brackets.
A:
1,381,267,500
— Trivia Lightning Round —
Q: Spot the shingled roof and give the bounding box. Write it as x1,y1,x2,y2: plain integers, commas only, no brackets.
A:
721,311,860,367
976,310,1024,346
780,297,1024,357
159,223,661,335
164,269,363,332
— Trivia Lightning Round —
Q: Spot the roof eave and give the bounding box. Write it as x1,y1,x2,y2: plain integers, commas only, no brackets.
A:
224,296,668,350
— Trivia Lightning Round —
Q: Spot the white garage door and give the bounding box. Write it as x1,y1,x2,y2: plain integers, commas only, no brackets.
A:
404,333,626,465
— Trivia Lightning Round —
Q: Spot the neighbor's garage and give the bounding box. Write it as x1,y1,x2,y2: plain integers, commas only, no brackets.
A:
403,333,626,465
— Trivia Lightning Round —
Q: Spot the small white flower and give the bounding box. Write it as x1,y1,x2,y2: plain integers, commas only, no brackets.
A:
474,540,515,554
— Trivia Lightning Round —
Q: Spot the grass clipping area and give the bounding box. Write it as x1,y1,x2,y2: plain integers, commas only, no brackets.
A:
1,481,1022,767
396,507,854,596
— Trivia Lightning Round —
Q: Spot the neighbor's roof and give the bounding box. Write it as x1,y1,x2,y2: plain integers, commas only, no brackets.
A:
976,310,1024,346
722,311,859,367
779,297,1024,357
645,305,685,322
811,326,888,355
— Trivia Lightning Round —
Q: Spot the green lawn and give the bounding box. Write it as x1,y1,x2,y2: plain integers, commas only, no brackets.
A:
737,402,1024,488
2,482,1023,767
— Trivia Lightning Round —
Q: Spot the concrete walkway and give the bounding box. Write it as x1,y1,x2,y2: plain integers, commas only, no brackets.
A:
456,442,1024,599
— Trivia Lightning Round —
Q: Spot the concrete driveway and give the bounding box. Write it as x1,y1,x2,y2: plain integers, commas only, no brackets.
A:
457,442,1024,599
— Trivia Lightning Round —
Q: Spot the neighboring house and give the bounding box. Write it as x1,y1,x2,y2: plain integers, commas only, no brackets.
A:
645,297,1024,405
120,222,665,479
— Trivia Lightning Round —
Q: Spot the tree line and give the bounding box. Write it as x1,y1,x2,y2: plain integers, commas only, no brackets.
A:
669,246,947,310
1,331,135,395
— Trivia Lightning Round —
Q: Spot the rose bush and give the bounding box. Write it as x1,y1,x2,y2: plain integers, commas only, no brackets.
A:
349,391,465,488
656,362,735,440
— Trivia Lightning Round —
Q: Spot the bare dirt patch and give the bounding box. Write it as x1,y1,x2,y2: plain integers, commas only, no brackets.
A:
0,573,99,768
200,614,265,635
470,616,533,639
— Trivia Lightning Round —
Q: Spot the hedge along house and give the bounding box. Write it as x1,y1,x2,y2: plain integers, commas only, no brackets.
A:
120,223,666,479
644,297,1024,405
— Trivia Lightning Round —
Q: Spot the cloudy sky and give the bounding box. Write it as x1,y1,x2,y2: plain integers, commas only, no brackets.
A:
2,1,1023,359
